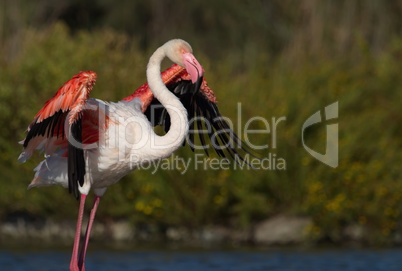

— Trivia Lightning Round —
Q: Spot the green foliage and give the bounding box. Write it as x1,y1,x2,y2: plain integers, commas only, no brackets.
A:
0,1,402,245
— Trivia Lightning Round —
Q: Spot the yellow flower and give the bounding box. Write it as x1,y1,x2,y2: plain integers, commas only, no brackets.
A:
152,198,162,207
135,201,144,211
143,206,153,215
214,195,224,205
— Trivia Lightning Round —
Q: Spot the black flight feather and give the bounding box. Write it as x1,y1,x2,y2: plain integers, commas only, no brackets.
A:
23,110,67,148
144,78,257,166
68,118,86,199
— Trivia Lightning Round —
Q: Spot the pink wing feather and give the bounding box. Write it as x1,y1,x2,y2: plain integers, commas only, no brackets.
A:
34,71,97,125
123,64,216,111
19,71,97,162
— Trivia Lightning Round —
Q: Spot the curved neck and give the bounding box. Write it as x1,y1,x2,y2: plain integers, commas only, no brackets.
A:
146,46,189,157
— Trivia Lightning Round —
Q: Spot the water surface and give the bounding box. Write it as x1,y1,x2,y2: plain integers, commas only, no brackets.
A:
1,248,401,271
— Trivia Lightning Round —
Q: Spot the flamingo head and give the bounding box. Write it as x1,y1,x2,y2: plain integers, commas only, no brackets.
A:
165,39,204,84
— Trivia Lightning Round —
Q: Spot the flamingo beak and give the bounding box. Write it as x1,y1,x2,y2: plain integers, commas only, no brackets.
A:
183,52,204,84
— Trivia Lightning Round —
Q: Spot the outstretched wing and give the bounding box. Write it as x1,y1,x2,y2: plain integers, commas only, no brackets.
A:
141,64,255,164
19,71,97,199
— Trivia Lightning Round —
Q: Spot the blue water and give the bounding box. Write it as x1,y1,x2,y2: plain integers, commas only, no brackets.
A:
1,248,401,271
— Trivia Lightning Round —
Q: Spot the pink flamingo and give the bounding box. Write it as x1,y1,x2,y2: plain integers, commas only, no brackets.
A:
18,39,251,270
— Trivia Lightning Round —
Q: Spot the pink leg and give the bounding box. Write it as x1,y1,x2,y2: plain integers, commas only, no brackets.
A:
70,194,87,271
78,195,101,271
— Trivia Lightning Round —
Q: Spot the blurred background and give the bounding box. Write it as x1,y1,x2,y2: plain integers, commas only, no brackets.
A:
1,0,402,247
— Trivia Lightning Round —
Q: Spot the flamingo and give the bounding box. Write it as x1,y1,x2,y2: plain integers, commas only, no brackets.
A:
18,39,252,271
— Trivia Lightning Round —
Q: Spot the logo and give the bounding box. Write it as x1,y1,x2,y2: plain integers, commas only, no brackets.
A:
301,102,338,168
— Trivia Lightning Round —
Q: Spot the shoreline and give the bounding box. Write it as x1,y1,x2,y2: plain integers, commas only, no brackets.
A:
2,214,401,248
